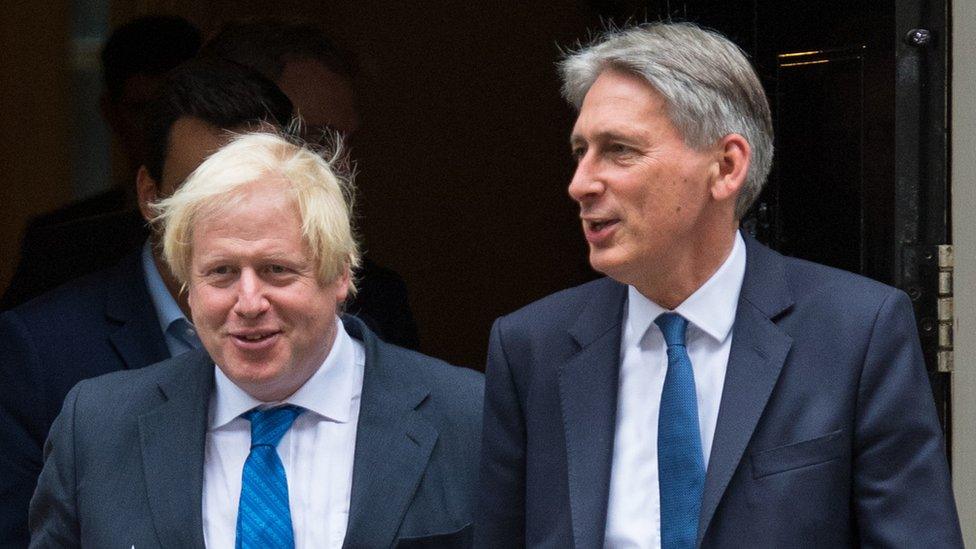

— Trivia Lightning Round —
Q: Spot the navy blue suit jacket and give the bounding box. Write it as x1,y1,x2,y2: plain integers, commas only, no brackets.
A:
0,252,168,547
28,317,482,548
477,235,961,547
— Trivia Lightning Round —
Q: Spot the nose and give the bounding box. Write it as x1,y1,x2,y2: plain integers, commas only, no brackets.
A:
233,269,269,319
568,153,604,204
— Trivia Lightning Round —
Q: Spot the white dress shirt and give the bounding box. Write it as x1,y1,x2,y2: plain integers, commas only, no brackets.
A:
202,319,365,549
604,232,746,549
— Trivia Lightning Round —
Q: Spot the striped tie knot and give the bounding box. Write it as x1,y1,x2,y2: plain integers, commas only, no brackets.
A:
655,312,688,348
243,405,304,449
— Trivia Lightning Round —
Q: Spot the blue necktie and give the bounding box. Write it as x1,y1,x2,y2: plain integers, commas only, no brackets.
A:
655,313,705,549
236,405,304,549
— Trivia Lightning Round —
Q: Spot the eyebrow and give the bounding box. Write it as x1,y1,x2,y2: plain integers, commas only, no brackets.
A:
570,130,639,147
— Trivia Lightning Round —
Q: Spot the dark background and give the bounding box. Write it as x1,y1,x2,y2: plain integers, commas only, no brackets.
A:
0,0,950,384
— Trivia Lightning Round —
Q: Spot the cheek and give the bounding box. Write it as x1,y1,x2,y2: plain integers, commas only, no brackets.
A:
190,288,233,326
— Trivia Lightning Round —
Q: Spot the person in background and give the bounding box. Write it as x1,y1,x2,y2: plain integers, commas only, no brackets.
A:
0,58,293,547
203,20,420,349
1,16,201,309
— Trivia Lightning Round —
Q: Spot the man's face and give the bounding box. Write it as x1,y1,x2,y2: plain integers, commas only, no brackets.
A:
276,58,360,141
187,178,350,402
568,69,718,287
102,73,165,174
137,117,230,223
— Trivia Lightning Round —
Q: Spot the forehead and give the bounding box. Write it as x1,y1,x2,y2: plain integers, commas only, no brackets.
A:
571,69,673,142
162,117,232,194
193,180,303,244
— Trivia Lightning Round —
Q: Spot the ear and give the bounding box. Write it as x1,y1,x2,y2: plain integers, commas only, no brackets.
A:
333,265,352,304
136,165,159,223
710,133,751,203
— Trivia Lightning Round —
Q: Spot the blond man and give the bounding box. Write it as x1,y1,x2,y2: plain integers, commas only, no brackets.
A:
30,132,482,549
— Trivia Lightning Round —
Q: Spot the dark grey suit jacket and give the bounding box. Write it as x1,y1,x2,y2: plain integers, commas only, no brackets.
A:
29,317,482,548
477,234,961,547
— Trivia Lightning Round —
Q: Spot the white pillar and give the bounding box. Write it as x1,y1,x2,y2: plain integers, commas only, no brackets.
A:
951,0,976,540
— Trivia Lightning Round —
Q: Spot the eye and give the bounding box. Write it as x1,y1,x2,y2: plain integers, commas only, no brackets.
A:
608,143,631,155
210,265,231,276
267,264,289,275
571,145,586,162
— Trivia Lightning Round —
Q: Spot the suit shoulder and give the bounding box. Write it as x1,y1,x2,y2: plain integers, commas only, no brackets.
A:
8,258,137,326
779,254,904,312
499,277,620,329
68,351,205,409
385,344,483,394
374,343,483,427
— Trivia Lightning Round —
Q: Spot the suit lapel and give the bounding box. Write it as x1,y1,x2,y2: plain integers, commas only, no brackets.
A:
138,351,212,549
343,318,438,549
697,236,794,545
106,251,169,369
559,280,627,549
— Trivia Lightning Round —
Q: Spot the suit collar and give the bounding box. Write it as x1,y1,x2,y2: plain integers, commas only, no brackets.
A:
138,350,214,549
737,233,794,320
105,250,169,369
697,233,795,545
342,316,438,548
561,279,627,549
569,278,628,348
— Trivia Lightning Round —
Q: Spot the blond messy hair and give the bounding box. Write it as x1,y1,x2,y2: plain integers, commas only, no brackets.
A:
152,130,360,292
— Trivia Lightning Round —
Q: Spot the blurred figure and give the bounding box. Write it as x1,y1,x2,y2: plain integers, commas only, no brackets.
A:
0,58,292,547
29,130,482,549
101,15,203,186
1,15,201,309
203,20,420,349
203,20,359,141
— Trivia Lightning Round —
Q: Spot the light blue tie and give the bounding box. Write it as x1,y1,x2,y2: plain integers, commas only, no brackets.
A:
655,313,705,549
236,405,304,549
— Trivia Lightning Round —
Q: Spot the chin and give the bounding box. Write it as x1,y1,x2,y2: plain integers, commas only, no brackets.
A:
589,250,625,278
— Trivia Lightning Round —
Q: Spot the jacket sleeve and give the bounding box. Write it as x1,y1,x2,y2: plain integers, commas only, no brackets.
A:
28,382,83,548
0,311,48,547
853,290,963,546
475,318,526,548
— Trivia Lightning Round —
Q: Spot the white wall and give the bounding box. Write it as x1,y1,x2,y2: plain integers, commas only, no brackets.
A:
952,0,976,541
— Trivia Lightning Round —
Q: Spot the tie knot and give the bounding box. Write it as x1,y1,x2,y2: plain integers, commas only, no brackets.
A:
654,313,688,348
243,405,304,448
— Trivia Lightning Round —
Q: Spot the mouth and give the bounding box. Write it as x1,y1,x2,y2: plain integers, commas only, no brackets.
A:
582,217,620,243
229,330,282,351
587,219,618,231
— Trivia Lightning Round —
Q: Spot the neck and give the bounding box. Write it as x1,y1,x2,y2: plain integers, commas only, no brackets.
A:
634,227,738,310
151,241,191,318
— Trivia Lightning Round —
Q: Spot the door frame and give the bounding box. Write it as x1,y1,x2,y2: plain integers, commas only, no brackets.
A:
950,0,975,541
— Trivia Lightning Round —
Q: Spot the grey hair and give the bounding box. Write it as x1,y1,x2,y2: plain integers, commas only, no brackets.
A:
560,22,773,219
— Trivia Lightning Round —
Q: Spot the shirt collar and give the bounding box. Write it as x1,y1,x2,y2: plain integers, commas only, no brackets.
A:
625,231,747,344
209,317,363,429
141,240,188,334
